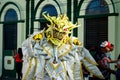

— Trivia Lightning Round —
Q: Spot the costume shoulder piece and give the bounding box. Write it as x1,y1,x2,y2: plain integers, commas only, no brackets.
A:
32,29,45,41
71,37,104,79
71,37,82,46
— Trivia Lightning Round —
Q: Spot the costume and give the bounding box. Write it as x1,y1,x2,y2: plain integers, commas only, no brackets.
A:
22,13,104,80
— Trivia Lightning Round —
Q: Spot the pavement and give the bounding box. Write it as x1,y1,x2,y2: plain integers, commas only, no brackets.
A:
0,76,16,80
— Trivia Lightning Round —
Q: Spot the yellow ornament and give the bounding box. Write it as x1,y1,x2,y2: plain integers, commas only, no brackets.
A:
33,33,43,40
72,37,82,46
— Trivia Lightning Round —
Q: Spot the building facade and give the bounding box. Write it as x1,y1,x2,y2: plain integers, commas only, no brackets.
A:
0,0,120,79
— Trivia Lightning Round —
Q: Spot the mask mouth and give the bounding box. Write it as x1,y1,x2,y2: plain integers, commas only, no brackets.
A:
53,29,66,40
48,30,67,45
49,38,62,45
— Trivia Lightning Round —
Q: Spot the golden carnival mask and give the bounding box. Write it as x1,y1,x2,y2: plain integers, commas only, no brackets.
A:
42,12,79,45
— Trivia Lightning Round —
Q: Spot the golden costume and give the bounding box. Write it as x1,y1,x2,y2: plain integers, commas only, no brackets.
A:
22,13,104,80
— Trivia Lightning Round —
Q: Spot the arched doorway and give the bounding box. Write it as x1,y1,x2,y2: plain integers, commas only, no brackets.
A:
84,0,109,49
40,5,58,30
2,9,17,78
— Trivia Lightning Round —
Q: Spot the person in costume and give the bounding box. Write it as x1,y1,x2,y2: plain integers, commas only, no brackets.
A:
22,13,104,80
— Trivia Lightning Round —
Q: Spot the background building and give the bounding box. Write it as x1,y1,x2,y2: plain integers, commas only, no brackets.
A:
0,0,120,79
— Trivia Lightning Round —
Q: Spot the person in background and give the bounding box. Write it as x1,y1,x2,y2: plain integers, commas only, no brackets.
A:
89,46,97,58
13,48,23,80
116,60,120,80
114,53,120,80
93,41,116,80
103,43,118,63
117,53,120,59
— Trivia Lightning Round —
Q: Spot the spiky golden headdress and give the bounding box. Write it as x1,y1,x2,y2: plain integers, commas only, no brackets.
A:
42,12,78,33
42,12,79,45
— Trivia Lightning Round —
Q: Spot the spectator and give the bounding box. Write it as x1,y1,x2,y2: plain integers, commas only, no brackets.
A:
89,46,97,58
93,41,116,80
103,43,118,63
117,53,120,59
116,60,120,80
114,54,120,80
13,48,23,80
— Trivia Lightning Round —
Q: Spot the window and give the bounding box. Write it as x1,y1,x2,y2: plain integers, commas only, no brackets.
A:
86,0,109,15
40,5,57,30
3,9,17,50
85,0,109,49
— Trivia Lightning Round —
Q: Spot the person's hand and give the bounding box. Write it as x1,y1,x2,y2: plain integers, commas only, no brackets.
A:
106,68,116,74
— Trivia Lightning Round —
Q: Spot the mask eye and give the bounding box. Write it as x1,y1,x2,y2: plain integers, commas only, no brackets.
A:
52,29,66,40
53,30,58,38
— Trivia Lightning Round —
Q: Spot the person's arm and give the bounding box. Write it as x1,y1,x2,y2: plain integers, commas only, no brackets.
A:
109,59,118,63
12,50,16,58
97,60,107,69
97,59,116,74
106,57,119,63
118,54,120,59
12,50,15,59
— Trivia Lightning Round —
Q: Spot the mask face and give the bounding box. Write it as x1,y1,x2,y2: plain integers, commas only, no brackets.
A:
49,29,67,45
43,13,78,45
53,29,66,40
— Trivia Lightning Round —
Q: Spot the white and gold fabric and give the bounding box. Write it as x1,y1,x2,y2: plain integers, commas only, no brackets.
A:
22,13,104,80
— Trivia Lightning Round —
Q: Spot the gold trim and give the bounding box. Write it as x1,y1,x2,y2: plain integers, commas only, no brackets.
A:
23,57,33,80
58,44,72,59
45,66,52,79
72,62,75,79
84,57,98,65
42,45,53,57
62,61,67,80
33,58,37,80
79,62,84,80
82,62,104,79
42,70,44,80
50,62,60,70
23,57,38,80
